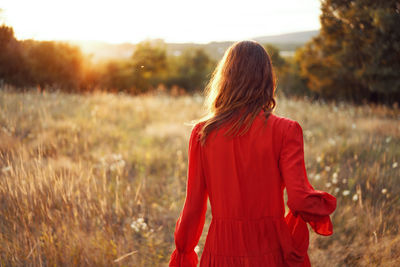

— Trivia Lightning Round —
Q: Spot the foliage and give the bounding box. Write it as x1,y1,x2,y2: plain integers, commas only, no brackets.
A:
277,56,313,98
297,0,400,103
0,29,215,94
131,40,168,92
0,26,84,91
262,43,312,98
22,40,84,90
263,44,286,71
0,26,28,87
166,48,215,92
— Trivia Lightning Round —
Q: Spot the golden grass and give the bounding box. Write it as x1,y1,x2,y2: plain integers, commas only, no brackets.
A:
0,90,399,266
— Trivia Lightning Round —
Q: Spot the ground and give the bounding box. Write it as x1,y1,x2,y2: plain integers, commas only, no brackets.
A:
0,90,399,266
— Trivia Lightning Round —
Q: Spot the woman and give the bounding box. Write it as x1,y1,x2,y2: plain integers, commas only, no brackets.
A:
169,41,336,266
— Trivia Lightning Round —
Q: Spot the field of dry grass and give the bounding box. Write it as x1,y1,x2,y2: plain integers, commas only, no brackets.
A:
0,89,399,266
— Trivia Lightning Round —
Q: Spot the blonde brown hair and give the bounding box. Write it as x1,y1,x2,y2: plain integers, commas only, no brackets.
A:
198,40,276,144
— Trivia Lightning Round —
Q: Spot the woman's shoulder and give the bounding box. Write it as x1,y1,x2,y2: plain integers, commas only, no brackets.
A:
192,121,205,133
267,113,301,131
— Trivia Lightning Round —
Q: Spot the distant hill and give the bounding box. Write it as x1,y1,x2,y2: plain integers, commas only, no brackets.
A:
68,30,319,61
252,30,319,44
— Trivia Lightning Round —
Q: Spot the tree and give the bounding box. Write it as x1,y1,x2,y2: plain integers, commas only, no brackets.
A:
297,0,400,103
167,48,215,92
131,40,167,92
22,40,84,90
0,25,28,87
263,44,286,71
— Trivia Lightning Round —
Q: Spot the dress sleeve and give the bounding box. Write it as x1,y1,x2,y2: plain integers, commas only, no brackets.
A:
169,124,208,267
279,120,336,236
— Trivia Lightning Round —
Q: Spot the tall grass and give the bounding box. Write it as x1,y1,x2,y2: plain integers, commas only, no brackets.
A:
0,90,399,266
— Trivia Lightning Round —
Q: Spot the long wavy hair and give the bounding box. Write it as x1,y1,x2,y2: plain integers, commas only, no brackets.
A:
198,40,276,145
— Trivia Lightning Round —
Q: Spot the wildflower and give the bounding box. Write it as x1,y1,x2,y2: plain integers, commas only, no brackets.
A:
352,194,358,202
1,166,12,173
316,156,322,163
112,154,123,161
393,162,398,169
351,123,356,129
110,159,126,171
385,137,392,143
314,174,321,181
334,188,340,194
332,172,338,184
381,188,387,194
325,182,332,188
325,166,331,172
131,217,148,232
342,178,347,184
342,190,350,196
195,246,200,253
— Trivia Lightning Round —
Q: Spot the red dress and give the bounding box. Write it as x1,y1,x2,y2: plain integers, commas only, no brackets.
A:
169,112,337,267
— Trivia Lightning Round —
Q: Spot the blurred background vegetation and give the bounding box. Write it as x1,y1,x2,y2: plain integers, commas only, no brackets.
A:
1,1,399,104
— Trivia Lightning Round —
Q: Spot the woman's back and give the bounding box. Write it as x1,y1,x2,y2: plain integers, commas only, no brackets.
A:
202,112,285,220
170,112,336,266
200,112,292,266
169,40,336,267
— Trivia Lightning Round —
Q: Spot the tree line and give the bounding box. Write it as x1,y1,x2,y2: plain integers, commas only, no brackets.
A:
1,0,399,104
0,26,216,94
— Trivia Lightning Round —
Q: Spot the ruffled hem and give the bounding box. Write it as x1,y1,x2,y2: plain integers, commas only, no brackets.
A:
200,249,285,267
169,249,198,267
169,210,333,267
201,216,311,267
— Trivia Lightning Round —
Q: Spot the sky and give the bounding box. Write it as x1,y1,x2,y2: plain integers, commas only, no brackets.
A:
1,0,321,44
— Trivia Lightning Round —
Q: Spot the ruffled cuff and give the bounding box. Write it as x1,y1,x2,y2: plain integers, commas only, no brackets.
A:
297,192,336,236
169,249,198,267
299,211,333,236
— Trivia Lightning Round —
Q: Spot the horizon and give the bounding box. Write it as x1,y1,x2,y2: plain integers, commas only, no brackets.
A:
1,0,321,44
63,29,320,46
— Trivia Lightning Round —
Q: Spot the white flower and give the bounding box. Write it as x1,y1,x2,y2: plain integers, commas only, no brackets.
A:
332,173,338,184
393,162,398,169
131,218,148,233
351,123,356,129
314,174,321,181
352,194,358,202
325,182,332,188
110,159,126,172
325,166,331,172
194,246,200,254
381,188,387,194
385,137,392,143
1,166,11,173
342,190,350,196
334,188,340,194
112,154,123,161
342,179,347,184
317,156,322,163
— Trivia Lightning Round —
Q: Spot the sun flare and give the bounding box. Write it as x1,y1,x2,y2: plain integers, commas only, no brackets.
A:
2,0,320,44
